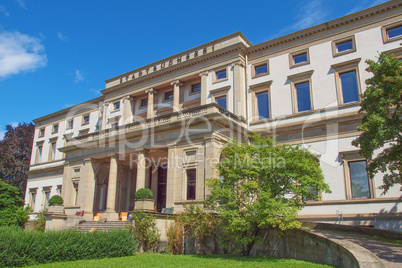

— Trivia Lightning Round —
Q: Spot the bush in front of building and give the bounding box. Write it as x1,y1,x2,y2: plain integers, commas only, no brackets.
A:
0,226,137,267
134,188,153,199
48,195,63,205
127,209,160,252
0,179,30,227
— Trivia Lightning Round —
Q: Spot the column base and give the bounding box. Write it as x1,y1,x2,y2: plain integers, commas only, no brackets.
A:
103,212,119,221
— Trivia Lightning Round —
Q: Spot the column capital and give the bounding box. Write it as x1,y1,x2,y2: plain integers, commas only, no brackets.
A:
233,61,245,68
84,158,92,163
199,71,209,77
123,95,132,101
170,80,183,87
145,88,156,95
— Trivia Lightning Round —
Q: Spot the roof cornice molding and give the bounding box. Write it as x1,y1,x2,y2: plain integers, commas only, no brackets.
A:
101,43,247,96
247,1,402,55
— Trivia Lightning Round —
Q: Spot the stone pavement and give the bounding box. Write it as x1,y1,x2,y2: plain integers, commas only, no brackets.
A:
307,229,402,268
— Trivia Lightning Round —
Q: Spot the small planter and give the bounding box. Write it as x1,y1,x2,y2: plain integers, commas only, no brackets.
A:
134,199,155,211
48,204,64,214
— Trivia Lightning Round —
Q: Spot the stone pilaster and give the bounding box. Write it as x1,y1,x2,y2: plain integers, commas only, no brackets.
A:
61,163,72,206
123,96,133,124
166,145,177,208
81,158,96,220
233,62,246,118
199,71,209,105
101,102,109,130
170,80,182,112
136,150,147,191
146,88,156,119
105,155,118,220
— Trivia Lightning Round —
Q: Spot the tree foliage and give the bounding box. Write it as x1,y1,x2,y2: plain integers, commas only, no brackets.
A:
0,179,30,227
205,134,330,255
0,122,35,198
352,53,402,193
127,210,160,252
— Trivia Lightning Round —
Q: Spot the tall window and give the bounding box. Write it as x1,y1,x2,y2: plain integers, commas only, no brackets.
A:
215,95,227,109
50,142,56,161
294,82,312,112
44,190,51,208
113,101,120,110
339,70,359,104
348,161,371,199
36,145,43,164
186,169,196,200
52,124,59,134
255,91,270,119
29,189,37,210
73,182,79,205
67,119,73,129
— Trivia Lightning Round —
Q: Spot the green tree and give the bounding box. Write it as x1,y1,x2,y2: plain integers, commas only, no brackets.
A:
205,134,330,255
352,53,402,194
0,122,35,198
0,179,30,227
127,210,160,252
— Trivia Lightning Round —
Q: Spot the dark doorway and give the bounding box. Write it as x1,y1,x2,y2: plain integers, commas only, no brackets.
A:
157,166,167,212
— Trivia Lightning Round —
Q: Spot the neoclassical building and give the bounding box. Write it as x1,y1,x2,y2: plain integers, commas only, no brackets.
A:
26,1,402,230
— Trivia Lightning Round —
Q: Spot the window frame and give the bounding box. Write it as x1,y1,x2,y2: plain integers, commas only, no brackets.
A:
288,70,314,114
49,140,57,161
66,119,74,130
210,86,230,110
113,101,120,111
35,142,44,164
382,21,402,43
331,58,362,106
52,123,59,134
163,90,174,102
212,66,228,84
82,114,90,126
289,48,310,68
190,83,201,95
139,98,148,108
42,187,52,210
250,81,272,122
186,168,197,200
39,128,45,138
252,60,269,78
332,35,356,57
29,188,37,211
341,151,375,200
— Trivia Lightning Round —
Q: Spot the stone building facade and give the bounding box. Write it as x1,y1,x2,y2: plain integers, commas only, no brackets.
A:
25,1,402,230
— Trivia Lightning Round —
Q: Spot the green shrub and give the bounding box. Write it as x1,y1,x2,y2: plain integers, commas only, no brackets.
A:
33,209,47,232
0,226,136,267
48,195,63,205
127,210,160,252
0,179,30,227
135,188,153,199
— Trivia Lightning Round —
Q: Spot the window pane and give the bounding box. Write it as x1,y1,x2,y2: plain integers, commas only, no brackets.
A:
349,161,370,199
165,91,173,100
387,25,402,39
216,70,227,80
187,169,196,200
141,99,148,107
256,91,270,119
216,96,227,109
114,102,120,110
295,82,312,112
340,71,359,103
255,64,268,75
336,40,353,52
191,83,201,93
293,53,308,64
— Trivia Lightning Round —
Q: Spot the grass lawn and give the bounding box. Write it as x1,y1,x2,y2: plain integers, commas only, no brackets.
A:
32,253,332,267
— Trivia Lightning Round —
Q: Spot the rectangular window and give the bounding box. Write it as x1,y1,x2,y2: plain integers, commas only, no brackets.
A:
39,128,45,137
67,119,73,129
73,182,79,205
349,161,371,199
387,25,402,40
340,70,360,104
295,82,312,112
57,185,62,196
29,189,37,210
290,49,310,68
44,191,50,208
336,40,353,53
164,91,174,101
382,22,402,43
255,63,268,76
113,101,120,110
191,83,201,93
82,115,90,125
215,95,227,109
216,69,227,80
36,145,43,164
255,91,270,120
52,124,59,134
186,169,196,200
140,98,148,108
332,36,356,57
50,142,56,161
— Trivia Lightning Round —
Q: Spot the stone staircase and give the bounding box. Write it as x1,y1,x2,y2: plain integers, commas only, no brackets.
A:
71,221,128,232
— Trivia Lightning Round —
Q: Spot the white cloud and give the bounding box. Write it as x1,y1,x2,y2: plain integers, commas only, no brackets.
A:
0,125,4,140
63,103,75,108
74,69,84,83
0,31,47,78
347,0,388,15
10,121,19,128
57,32,68,42
16,0,27,9
0,5,10,16
89,88,102,96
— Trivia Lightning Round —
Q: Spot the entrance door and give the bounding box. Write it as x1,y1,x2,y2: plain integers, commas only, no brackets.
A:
157,166,167,212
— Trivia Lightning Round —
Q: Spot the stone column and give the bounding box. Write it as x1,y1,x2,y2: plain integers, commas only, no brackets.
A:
81,158,96,220
151,166,158,203
136,150,147,191
61,163,72,205
123,96,133,124
233,62,245,118
170,80,182,112
203,136,221,198
145,88,156,119
105,155,118,220
200,71,209,105
101,102,109,130
166,145,177,208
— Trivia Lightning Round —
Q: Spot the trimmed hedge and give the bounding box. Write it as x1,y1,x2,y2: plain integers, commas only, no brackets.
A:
0,226,136,267
48,195,63,205
135,188,153,199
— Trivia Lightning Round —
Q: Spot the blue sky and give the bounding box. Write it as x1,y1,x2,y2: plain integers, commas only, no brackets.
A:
0,0,387,139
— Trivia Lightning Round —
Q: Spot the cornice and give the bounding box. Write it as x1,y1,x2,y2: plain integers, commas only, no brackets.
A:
247,1,402,55
101,43,248,96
